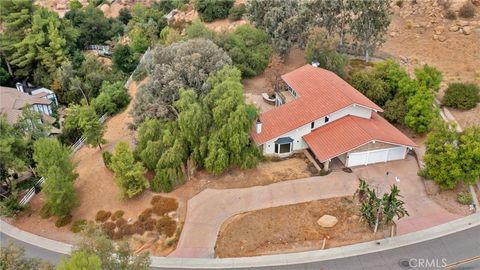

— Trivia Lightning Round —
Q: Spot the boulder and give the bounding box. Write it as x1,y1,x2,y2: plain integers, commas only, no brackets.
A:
434,25,445,34
472,0,480,6
449,25,460,32
462,26,473,35
438,35,447,42
456,20,470,27
317,215,338,228
433,34,439,40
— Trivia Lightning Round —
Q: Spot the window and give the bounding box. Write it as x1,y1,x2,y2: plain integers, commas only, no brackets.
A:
275,143,292,154
288,86,297,98
311,122,315,129
325,116,330,123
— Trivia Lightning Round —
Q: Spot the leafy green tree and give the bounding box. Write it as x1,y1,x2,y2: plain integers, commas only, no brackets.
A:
228,3,246,21
246,0,308,56
69,0,83,10
195,0,235,22
92,81,130,115
33,138,78,218
74,225,150,270
112,44,139,73
383,95,408,124
349,0,391,62
65,104,106,149
0,65,10,85
118,7,132,25
14,106,49,141
415,64,442,92
442,82,479,110
405,86,437,134
110,141,149,198
373,59,409,97
305,27,348,78
0,115,29,176
132,39,231,123
127,3,167,53
350,70,390,106
57,251,101,270
0,241,53,270
421,120,462,189
218,24,272,78
65,4,122,48
458,127,480,186
128,25,150,54
185,20,215,40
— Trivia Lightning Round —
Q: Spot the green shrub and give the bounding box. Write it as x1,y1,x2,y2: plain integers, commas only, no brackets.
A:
457,192,473,205
55,215,72,227
459,2,476,18
102,151,113,169
70,219,88,233
195,0,235,22
138,208,152,222
40,204,54,219
95,210,112,222
395,0,404,7
228,4,246,21
442,83,480,110
111,210,125,221
0,193,25,217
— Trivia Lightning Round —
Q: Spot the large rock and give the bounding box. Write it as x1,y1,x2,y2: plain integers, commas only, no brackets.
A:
462,26,473,35
449,25,460,32
317,215,338,228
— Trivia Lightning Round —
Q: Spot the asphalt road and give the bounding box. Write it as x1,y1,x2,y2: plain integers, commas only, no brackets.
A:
2,226,479,270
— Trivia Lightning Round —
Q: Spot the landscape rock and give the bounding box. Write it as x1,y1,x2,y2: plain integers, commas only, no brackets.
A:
434,25,445,34
462,26,473,35
472,0,480,6
438,35,447,42
456,20,469,27
449,25,460,32
317,215,338,228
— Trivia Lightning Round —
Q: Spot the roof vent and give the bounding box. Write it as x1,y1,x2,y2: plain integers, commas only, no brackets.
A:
256,119,262,134
311,61,320,67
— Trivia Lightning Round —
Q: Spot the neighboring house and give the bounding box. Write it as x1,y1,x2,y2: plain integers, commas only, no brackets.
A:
0,84,60,134
251,64,417,170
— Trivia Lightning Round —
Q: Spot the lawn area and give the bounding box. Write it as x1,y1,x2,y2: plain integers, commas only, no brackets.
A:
215,196,389,258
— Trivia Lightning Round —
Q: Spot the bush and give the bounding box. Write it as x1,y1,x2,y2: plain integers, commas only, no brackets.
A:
40,204,54,219
228,4,246,20
195,0,235,22
457,192,473,205
138,208,152,222
92,81,131,115
119,223,134,236
101,221,116,238
395,0,404,7
0,194,25,217
111,210,125,221
143,217,157,231
71,219,88,233
102,151,113,169
151,196,178,216
95,210,112,222
156,216,177,237
459,2,476,18
444,9,457,20
115,217,127,227
442,83,480,110
55,215,72,227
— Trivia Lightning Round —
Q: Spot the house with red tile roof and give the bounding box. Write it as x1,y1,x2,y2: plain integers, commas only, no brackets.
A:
251,64,417,170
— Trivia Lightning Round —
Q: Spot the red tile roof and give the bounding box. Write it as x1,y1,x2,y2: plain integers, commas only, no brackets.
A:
303,113,417,162
251,65,383,144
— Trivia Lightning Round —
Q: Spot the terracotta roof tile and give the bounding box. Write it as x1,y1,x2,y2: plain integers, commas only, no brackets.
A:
251,65,382,144
303,113,417,162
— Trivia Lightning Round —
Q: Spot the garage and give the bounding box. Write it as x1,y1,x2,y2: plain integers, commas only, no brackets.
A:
346,146,406,167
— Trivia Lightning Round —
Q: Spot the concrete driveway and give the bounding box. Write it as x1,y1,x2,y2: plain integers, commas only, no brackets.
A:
169,156,461,258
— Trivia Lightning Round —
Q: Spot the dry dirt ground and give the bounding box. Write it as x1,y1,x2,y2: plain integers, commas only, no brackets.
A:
382,0,480,127
215,196,390,258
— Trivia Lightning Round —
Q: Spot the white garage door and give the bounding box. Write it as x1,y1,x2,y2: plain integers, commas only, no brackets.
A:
347,147,406,167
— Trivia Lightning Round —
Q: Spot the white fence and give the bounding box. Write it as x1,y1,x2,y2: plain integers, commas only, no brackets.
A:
19,113,108,206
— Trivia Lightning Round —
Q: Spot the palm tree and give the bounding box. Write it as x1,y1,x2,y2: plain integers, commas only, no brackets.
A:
382,185,409,226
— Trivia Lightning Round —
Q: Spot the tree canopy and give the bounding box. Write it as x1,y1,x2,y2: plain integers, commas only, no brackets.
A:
64,104,106,149
132,39,231,124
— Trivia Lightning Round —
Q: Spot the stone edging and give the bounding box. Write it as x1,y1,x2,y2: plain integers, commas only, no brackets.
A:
2,214,479,269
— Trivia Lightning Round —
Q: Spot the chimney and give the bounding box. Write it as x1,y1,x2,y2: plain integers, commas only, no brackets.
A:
311,61,320,68
15,82,24,93
256,119,262,134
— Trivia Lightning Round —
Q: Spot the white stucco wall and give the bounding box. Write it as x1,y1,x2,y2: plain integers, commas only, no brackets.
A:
262,104,374,155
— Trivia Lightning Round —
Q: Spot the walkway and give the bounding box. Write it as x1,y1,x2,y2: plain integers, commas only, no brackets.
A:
170,157,461,258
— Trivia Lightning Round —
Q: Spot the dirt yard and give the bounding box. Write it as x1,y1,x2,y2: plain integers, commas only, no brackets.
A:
215,196,389,258
424,179,474,216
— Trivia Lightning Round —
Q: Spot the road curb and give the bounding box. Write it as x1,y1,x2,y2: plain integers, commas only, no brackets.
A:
2,213,479,269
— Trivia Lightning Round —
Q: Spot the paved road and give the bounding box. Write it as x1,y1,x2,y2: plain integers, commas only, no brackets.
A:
1,230,64,264
3,224,479,270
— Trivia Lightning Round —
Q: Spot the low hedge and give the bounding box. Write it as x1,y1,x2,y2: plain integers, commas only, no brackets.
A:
442,83,479,110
